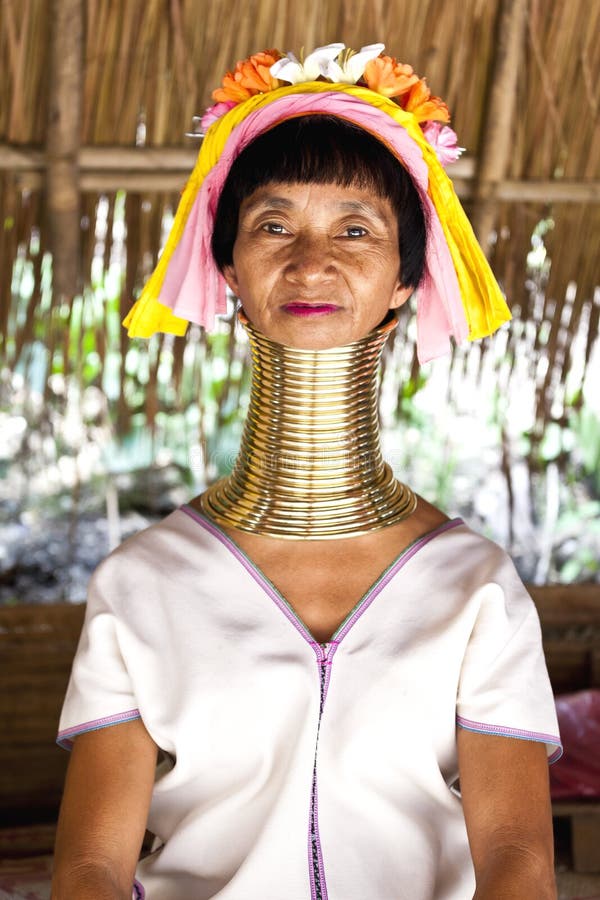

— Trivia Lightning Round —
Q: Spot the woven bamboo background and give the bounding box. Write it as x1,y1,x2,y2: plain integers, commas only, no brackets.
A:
0,0,599,449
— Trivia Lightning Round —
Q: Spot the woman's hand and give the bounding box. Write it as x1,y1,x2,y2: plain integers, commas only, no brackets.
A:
457,729,557,899
52,718,158,900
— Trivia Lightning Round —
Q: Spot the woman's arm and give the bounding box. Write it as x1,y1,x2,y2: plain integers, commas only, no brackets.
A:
457,729,556,900
52,718,158,900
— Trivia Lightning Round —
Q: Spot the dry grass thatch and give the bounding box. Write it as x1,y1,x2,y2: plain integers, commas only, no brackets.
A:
0,0,599,440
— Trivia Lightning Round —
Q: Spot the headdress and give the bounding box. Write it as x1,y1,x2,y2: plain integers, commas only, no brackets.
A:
122,43,511,363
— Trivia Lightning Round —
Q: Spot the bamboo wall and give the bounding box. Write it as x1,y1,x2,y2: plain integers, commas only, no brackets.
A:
0,0,599,445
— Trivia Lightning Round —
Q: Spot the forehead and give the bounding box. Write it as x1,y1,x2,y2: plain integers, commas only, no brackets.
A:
238,181,396,220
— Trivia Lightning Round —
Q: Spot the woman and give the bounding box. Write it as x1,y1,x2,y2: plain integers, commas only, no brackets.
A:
52,44,561,900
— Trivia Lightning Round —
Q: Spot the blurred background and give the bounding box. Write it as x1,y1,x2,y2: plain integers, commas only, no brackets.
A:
1,0,599,605
0,1,599,896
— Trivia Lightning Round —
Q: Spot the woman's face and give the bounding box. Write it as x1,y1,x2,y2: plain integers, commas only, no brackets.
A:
222,181,413,349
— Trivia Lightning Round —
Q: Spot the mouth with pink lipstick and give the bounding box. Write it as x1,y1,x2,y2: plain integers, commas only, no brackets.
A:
282,301,341,317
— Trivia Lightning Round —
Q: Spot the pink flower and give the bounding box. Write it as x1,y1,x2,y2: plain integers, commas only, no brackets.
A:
420,121,464,167
200,100,236,131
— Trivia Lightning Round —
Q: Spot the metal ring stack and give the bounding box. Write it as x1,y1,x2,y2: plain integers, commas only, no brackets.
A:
201,312,416,538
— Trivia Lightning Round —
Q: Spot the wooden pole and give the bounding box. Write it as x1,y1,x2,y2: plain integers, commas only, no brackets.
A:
472,0,529,251
46,0,83,301
4,146,600,202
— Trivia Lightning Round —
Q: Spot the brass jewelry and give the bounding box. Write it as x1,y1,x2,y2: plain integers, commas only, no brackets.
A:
201,311,416,538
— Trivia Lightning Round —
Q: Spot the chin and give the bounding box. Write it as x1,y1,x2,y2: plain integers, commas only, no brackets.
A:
241,310,351,349
278,321,355,351
286,336,346,351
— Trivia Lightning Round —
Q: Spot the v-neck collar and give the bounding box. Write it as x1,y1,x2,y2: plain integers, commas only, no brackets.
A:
178,504,463,650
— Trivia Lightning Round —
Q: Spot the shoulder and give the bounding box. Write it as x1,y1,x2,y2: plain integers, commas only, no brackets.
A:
413,494,450,531
89,508,205,595
410,501,526,599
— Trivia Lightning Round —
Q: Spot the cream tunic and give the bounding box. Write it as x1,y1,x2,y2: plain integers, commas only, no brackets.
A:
58,505,561,900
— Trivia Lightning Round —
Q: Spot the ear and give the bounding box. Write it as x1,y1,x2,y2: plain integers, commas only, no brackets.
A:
389,282,413,311
222,263,240,297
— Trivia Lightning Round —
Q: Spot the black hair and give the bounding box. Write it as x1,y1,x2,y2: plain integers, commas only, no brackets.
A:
211,115,427,289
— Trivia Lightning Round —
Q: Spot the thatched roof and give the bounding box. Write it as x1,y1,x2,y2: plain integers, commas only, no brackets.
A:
0,0,599,428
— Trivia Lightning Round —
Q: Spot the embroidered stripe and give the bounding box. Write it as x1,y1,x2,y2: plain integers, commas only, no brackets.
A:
308,642,338,900
57,709,141,749
456,715,563,762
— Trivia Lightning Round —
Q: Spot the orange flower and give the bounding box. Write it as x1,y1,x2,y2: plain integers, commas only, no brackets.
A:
213,49,282,103
363,55,419,98
402,78,450,123
213,73,253,104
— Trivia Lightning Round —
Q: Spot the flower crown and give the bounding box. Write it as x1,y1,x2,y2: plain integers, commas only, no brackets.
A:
123,42,510,362
197,43,463,168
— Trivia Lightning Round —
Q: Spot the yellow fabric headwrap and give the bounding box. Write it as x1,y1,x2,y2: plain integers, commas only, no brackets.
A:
123,82,510,345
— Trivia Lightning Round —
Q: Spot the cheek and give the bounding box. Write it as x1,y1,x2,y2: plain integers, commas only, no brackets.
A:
348,246,400,285
230,260,256,299
233,242,279,294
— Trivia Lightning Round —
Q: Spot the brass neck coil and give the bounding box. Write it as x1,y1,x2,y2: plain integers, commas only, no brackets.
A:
200,312,416,538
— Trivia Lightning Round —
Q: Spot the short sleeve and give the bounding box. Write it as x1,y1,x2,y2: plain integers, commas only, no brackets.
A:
57,560,141,749
456,551,562,763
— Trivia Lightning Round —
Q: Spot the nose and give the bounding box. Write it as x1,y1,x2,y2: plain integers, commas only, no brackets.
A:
283,233,337,287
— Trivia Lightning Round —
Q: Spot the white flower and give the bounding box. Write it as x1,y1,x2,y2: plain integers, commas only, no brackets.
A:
323,43,385,84
270,43,345,84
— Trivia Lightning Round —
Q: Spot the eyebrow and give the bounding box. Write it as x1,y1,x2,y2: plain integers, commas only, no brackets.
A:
336,200,386,219
240,194,388,221
241,195,294,214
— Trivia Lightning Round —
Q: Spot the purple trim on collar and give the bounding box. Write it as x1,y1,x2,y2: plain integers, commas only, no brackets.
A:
181,504,314,644
57,708,141,750
133,879,145,899
456,714,563,763
180,504,463,652
334,517,463,644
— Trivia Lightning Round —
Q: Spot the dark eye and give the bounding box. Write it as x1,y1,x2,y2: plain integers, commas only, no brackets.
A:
262,222,288,235
345,226,368,238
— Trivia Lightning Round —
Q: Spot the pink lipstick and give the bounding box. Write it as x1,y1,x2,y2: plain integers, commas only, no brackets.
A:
283,303,339,317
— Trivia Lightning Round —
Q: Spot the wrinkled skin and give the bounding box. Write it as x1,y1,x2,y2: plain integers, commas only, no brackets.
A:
223,181,413,349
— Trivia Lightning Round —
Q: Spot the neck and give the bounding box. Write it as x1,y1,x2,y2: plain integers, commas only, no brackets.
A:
200,312,416,539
